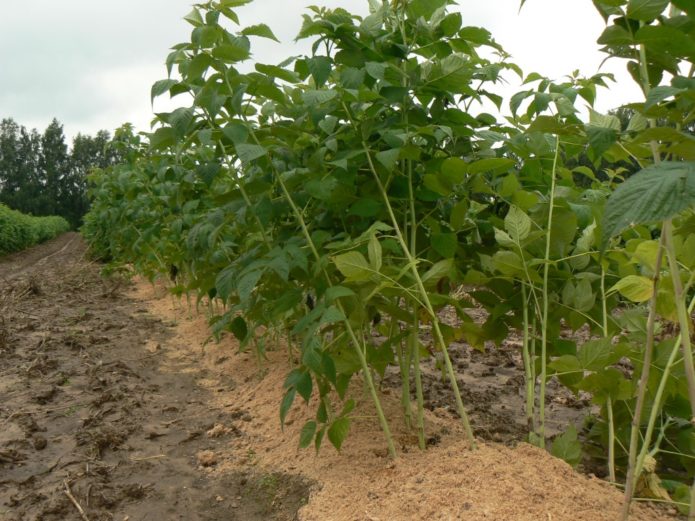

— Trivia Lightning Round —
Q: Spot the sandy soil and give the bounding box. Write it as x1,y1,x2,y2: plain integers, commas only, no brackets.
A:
130,257,680,521
0,233,311,521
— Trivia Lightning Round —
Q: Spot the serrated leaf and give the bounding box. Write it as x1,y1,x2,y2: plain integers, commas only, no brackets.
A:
368,234,382,271
241,23,280,42
504,205,531,242
229,316,248,341
299,420,317,449
280,388,296,426
551,425,582,468
151,79,177,105
645,86,683,110
577,337,613,371
302,89,338,105
327,417,351,451
421,258,453,284
296,371,313,402
236,143,267,164
375,148,401,172
601,162,695,248
333,251,372,281
431,232,457,258
627,0,669,20
325,286,355,302
609,275,654,302
307,56,332,87
255,63,300,83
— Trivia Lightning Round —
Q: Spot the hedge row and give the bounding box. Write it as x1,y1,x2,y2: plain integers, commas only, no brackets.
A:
0,204,70,255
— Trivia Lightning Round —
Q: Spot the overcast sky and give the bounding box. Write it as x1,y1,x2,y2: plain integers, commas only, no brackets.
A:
0,0,642,143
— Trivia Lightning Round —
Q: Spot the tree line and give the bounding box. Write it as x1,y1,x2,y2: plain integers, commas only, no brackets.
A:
0,117,124,228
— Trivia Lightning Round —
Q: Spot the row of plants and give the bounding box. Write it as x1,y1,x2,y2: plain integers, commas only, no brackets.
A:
0,203,70,255
83,0,695,516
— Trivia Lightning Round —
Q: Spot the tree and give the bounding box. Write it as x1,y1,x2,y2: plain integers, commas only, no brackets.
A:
39,118,69,217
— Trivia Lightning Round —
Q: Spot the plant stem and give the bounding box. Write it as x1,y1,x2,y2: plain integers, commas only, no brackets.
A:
407,159,426,449
521,284,535,433
275,174,397,458
411,327,426,449
538,135,561,448
622,214,665,521
607,397,616,483
600,262,616,484
360,139,476,448
663,220,695,521
242,124,397,457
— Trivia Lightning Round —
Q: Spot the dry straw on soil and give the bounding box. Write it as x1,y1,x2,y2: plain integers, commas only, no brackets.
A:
132,279,676,521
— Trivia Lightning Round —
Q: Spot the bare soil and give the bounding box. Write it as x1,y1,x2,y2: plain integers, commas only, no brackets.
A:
0,233,312,521
0,234,680,520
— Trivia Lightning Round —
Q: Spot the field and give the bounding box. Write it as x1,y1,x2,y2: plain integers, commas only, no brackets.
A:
3,0,695,519
0,235,679,520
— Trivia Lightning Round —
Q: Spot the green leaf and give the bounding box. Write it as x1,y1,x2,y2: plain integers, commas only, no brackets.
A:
645,86,683,110
407,0,447,20
601,162,695,247
255,63,300,83
577,338,614,371
229,316,248,341
504,205,532,242
431,233,457,258
626,0,669,20
491,250,523,277
333,251,372,281
327,417,351,451
376,149,401,172
589,109,621,131
365,61,387,80
299,420,317,449
421,259,454,284
184,8,204,26
307,56,332,87
241,23,280,42
302,89,338,105
368,234,383,271
551,425,582,468
212,42,250,62
440,12,462,36
296,371,313,402
280,388,296,426
549,355,583,388
325,286,355,302
468,158,515,175
151,79,177,105
609,275,654,302
236,144,267,164
320,306,346,326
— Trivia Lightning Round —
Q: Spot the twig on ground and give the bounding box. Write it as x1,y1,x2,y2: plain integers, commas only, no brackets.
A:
63,480,91,521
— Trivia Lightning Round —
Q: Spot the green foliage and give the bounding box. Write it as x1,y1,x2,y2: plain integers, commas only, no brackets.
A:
80,0,695,509
0,203,69,255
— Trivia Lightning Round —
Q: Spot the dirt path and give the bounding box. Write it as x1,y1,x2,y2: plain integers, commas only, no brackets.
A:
0,235,311,521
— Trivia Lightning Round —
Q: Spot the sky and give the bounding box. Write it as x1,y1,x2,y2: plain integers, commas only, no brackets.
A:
0,0,643,143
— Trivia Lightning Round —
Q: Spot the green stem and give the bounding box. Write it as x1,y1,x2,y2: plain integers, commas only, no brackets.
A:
538,135,561,448
407,158,426,449
663,221,695,521
275,174,397,458
601,263,616,484
607,397,616,483
521,284,535,433
361,139,477,448
411,326,426,450
622,286,695,521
